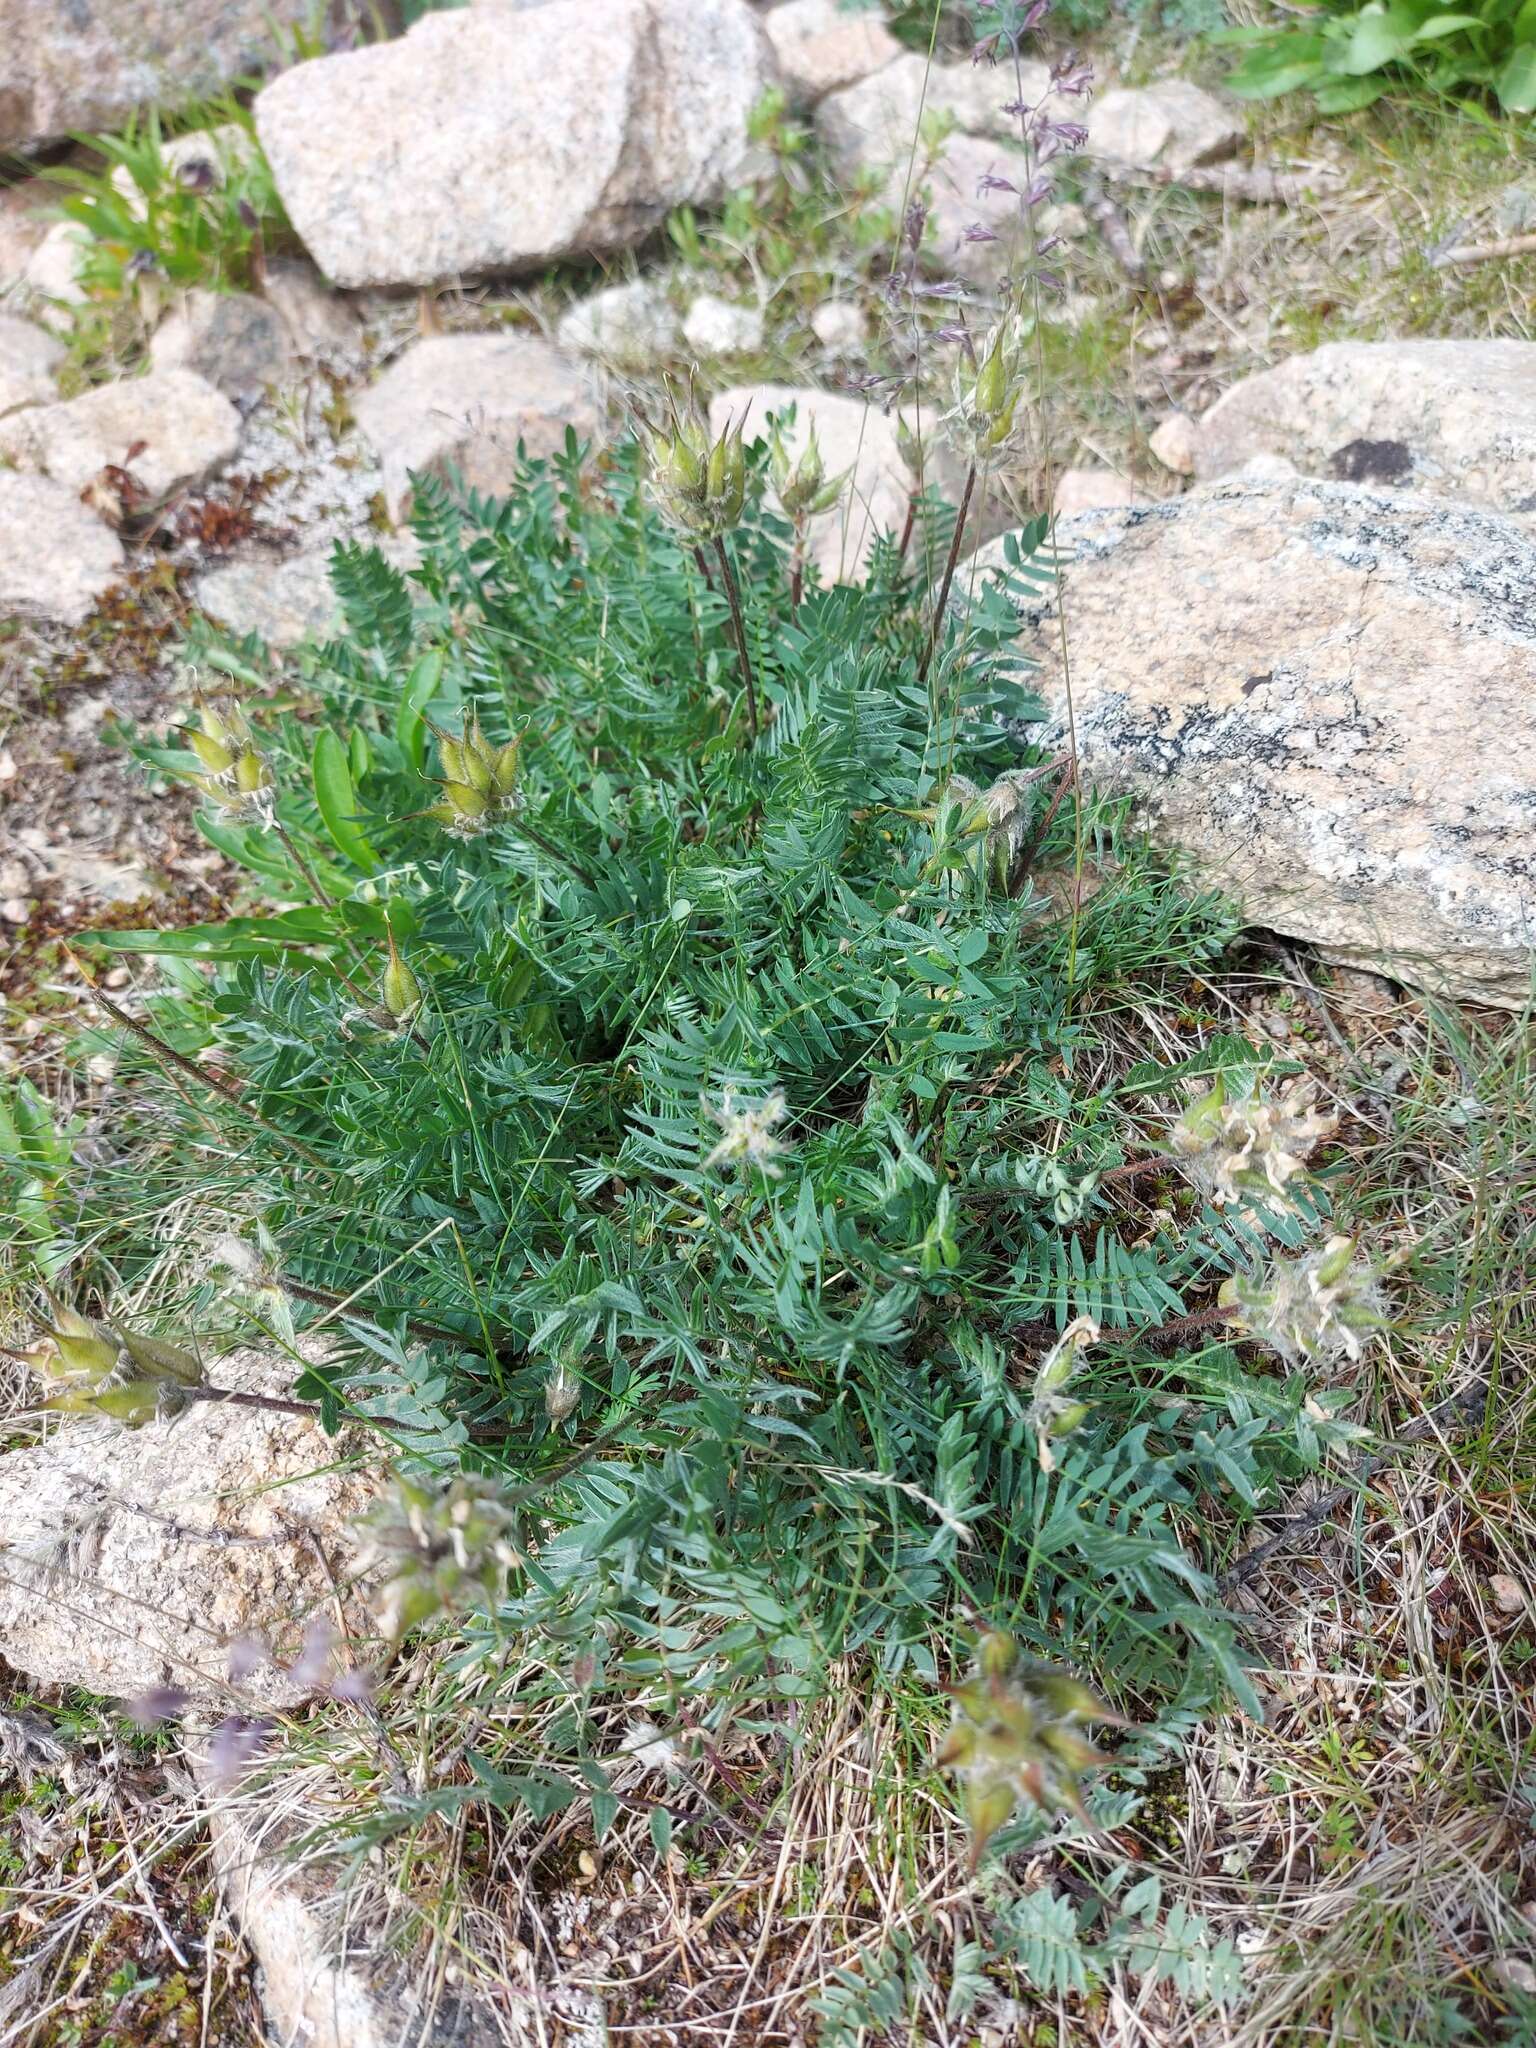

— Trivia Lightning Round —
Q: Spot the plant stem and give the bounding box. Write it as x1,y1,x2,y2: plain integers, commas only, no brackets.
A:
895,491,919,569
1114,1302,1236,1349
281,1279,483,1351
1013,756,1074,878
712,534,760,744
68,961,332,1172
189,1385,326,1420
188,1384,436,1434
1097,1153,1181,1188
917,461,976,687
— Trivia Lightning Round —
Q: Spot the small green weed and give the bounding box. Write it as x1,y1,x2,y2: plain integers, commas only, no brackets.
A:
42,102,290,384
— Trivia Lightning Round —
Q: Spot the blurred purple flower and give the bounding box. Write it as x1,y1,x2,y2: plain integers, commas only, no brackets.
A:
288,1619,335,1690
207,1716,273,1787
127,1687,188,1728
227,1633,272,1683
332,1666,375,1707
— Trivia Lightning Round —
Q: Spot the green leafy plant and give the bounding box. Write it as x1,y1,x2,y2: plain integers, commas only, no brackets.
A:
1223,0,1536,112
13,421,1376,1877
41,103,291,379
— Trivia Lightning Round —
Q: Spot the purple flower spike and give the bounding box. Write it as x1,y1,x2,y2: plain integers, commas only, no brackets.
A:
332,1666,375,1706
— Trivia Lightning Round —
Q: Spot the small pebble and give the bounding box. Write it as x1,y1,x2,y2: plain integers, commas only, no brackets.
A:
1,897,31,925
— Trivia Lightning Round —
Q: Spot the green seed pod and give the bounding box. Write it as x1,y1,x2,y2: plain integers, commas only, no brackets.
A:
964,1777,1017,1858
977,1627,1017,1680
1314,1234,1357,1288
436,730,468,784
662,424,705,496
458,722,499,797
41,1323,119,1384
185,726,236,776
382,932,423,1024
112,1322,204,1387
772,424,849,521
974,338,1009,420
941,1643,1126,1865
1048,1399,1093,1440
490,740,520,800
1039,1722,1110,1773
233,749,270,796
723,428,747,526
441,780,492,824
1173,1073,1228,1150
55,1382,163,1428
198,698,249,749
979,393,1020,453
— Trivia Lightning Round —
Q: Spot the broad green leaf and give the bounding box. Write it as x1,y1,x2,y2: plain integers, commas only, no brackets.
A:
1313,75,1390,107
1339,5,1415,70
1496,41,1536,104
1226,45,1330,97
312,726,377,871
76,911,345,961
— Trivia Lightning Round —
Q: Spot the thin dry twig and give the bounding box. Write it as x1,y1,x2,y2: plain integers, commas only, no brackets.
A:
1429,230,1536,269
